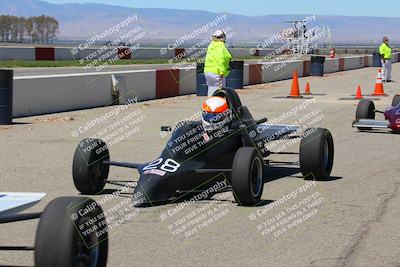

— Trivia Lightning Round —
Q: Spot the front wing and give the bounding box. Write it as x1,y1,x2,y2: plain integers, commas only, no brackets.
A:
0,192,46,217
352,119,390,130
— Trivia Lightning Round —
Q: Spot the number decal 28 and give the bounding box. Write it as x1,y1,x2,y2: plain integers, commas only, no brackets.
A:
143,158,181,173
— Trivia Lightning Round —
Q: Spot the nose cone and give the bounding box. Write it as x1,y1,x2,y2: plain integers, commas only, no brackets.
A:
133,175,174,207
383,106,400,131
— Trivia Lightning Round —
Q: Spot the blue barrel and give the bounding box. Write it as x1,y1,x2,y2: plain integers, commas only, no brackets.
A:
0,70,13,125
310,56,325,76
196,63,208,96
226,61,244,89
373,52,382,67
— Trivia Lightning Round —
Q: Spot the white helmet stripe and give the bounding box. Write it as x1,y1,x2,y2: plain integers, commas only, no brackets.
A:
205,97,226,112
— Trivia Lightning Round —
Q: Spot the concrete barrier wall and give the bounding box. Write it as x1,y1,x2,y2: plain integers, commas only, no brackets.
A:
344,56,366,70
230,48,253,58
0,47,35,60
0,46,177,61
179,68,196,95
324,58,340,73
133,48,173,59
58,48,121,61
14,73,113,117
365,55,373,67
258,49,274,57
243,64,250,86
114,70,157,102
55,47,112,61
55,48,73,60
13,68,193,117
316,48,378,55
12,53,400,118
55,47,74,60
262,60,304,83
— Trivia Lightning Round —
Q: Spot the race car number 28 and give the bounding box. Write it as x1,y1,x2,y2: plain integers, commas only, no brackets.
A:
143,158,181,173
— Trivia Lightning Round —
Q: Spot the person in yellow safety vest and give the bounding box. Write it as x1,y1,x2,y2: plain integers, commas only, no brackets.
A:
204,29,232,96
379,36,392,82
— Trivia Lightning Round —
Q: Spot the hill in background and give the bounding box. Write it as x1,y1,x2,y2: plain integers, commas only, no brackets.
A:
0,0,398,45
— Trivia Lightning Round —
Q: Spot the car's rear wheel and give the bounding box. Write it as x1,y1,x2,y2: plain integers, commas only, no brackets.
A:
355,99,375,130
231,147,264,206
392,94,400,107
73,139,110,194
300,128,334,181
35,197,108,267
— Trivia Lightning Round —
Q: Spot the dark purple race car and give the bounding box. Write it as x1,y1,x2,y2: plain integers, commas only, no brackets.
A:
352,94,400,134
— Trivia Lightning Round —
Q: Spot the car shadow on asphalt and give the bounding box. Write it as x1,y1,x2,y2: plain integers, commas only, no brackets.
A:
106,180,136,187
94,189,134,198
264,166,343,182
264,166,300,183
357,130,394,135
87,172,343,206
11,122,31,125
91,180,137,197
309,176,343,182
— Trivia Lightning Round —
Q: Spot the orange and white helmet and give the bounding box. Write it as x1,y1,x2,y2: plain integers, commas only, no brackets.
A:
201,96,232,131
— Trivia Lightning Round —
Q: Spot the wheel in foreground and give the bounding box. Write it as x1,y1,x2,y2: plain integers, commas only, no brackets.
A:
300,128,334,181
231,147,264,206
35,197,108,267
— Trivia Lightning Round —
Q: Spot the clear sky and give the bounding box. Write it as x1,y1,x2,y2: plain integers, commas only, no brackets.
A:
45,0,400,17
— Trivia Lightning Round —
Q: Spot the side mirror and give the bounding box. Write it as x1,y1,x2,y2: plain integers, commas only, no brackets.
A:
256,118,268,124
161,126,172,132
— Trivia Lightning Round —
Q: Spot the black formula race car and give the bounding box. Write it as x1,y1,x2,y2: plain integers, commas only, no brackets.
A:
72,88,334,207
0,193,108,267
352,94,400,134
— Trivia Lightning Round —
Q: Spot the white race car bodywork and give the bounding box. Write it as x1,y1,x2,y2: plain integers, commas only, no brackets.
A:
0,192,46,217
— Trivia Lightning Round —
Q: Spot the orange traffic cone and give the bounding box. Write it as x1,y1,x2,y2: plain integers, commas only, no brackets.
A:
304,82,311,95
372,69,387,96
355,85,363,99
288,71,301,98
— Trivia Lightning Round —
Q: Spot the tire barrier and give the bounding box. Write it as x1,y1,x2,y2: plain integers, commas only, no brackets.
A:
196,63,208,96
0,69,13,125
226,61,244,90
310,56,325,76
373,52,382,67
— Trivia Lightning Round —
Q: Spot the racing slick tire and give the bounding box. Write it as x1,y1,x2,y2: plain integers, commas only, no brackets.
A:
300,128,334,181
35,197,108,267
392,94,400,107
355,99,375,130
231,147,264,206
73,138,110,194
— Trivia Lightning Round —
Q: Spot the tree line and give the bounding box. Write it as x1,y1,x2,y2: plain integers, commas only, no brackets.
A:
0,15,59,44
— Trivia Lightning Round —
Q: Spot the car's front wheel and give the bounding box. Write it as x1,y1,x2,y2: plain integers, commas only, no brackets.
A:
300,128,334,181
35,197,108,267
355,99,375,130
73,138,110,195
231,147,264,206
392,94,400,107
